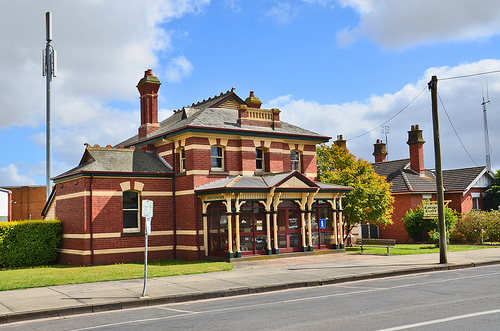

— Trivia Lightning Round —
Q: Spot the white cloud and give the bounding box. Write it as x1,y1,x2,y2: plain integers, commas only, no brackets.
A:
337,0,500,49
0,0,209,129
266,59,500,171
266,2,297,26
0,164,37,186
165,56,194,82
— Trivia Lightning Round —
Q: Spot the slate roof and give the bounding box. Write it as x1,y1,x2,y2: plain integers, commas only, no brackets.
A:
117,90,329,147
373,160,493,194
195,171,351,193
53,147,173,181
440,166,492,192
372,159,436,193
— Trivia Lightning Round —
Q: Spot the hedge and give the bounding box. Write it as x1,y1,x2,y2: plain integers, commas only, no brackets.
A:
0,219,62,268
454,210,500,243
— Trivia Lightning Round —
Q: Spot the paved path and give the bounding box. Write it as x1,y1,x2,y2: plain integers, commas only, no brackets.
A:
1,248,499,324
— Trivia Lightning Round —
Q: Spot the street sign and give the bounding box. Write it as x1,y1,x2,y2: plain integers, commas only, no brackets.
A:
142,199,153,218
141,199,153,297
423,203,438,219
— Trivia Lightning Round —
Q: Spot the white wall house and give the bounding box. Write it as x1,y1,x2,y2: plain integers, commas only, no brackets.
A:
0,188,12,222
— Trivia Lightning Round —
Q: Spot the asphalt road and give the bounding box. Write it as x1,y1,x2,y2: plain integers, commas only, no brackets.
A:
4,264,500,331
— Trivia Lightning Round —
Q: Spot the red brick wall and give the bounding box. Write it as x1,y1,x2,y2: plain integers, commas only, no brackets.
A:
378,192,436,243
56,176,174,265
2,186,47,221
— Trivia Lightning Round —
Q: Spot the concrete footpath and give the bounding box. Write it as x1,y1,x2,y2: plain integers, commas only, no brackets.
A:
1,248,500,324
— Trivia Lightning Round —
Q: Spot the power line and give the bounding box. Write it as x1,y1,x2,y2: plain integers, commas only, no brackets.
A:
346,86,427,141
437,92,479,166
440,69,500,81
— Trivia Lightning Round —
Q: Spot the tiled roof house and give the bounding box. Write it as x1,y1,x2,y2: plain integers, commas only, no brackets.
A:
47,70,351,265
369,125,495,242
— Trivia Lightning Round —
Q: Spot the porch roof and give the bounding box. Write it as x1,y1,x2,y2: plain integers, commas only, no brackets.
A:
194,171,352,195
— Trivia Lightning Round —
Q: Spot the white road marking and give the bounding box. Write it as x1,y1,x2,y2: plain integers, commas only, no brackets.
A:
377,308,500,331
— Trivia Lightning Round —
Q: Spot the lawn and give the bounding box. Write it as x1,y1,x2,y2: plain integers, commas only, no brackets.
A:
1,244,497,291
0,260,233,291
346,244,498,256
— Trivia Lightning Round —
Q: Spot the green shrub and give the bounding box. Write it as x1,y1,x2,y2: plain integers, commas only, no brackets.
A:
456,210,500,243
0,219,62,268
402,202,458,243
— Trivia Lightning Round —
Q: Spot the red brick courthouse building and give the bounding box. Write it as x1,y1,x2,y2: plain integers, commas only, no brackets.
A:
47,70,351,265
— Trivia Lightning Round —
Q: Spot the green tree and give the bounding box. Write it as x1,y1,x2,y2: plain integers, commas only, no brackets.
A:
317,144,394,241
484,169,500,211
401,201,458,243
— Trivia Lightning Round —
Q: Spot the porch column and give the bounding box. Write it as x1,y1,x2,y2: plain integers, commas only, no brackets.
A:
227,212,234,258
338,197,344,249
234,212,241,258
272,211,279,254
307,210,313,251
333,207,338,249
202,213,208,256
300,210,307,252
266,211,272,255
200,200,211,257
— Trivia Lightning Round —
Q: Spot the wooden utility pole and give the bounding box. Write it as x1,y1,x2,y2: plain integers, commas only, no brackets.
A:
428,75,447,264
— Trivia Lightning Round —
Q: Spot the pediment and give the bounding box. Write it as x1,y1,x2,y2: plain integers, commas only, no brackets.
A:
278,176,312,189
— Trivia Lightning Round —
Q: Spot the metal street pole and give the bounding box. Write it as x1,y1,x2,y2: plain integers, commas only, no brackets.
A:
43,12,56,200
428,75,447,264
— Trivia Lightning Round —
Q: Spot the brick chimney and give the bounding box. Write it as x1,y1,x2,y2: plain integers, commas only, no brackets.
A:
137,69,161,139
334,135,347,149
245,91,262,108
373,139,388,162
407,124,425,175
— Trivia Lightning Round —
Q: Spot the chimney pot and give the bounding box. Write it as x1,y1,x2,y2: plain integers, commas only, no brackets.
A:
373,139,388,162
137,69,161,139
407,124,425,175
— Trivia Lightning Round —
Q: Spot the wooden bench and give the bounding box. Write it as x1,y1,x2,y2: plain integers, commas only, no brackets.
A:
355,238,396,255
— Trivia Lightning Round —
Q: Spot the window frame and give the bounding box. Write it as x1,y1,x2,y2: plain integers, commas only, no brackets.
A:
179,147,186,173
122,190,140,233
290,150,301,171
255,148,264,172
211,146,224,171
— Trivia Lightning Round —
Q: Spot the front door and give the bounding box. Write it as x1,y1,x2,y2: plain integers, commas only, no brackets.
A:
277,201,302,252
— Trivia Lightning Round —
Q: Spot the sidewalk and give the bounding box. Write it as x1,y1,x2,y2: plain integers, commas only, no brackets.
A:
1,248,499,324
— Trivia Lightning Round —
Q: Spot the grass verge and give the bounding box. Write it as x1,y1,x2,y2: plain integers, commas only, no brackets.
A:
346,244,498,256
0,260,233,291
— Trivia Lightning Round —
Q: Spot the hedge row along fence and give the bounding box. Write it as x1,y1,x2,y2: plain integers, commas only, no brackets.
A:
0,219,61,268
453,210,500,244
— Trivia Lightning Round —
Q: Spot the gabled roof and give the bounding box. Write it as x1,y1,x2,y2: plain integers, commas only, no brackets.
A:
373,159,494,195
439,166,494,192
194,171,351,194
372,158,436,193
116,90,330,148
53,147,173,181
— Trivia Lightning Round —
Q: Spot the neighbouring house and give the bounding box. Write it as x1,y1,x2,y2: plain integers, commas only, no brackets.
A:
0,188,12,222
0,186,46,221
368,124,495,242
45,69,351,265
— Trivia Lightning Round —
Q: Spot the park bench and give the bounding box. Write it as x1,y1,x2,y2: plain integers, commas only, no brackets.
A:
355,238,396,256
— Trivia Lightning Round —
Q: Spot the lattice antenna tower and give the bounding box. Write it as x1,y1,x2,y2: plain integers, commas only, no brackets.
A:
382,125,390,155
481,80,492,169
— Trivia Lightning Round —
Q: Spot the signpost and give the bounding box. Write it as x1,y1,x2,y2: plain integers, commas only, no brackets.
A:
141,199,153,297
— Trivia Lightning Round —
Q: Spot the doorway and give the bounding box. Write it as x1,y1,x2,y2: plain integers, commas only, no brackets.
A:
277,201,302,252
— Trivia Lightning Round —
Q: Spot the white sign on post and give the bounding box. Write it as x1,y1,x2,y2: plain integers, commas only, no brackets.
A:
142,199,153,235
141,199,153,297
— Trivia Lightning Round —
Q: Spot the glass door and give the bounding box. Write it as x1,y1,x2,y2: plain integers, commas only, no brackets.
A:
277,201,302,252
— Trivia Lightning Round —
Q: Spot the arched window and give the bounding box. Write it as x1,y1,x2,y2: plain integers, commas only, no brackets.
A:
123,191,140,232
290,150,301,171
211,146,224,171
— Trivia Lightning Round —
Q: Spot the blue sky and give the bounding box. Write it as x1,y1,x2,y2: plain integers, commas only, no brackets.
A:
1,0,500,187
